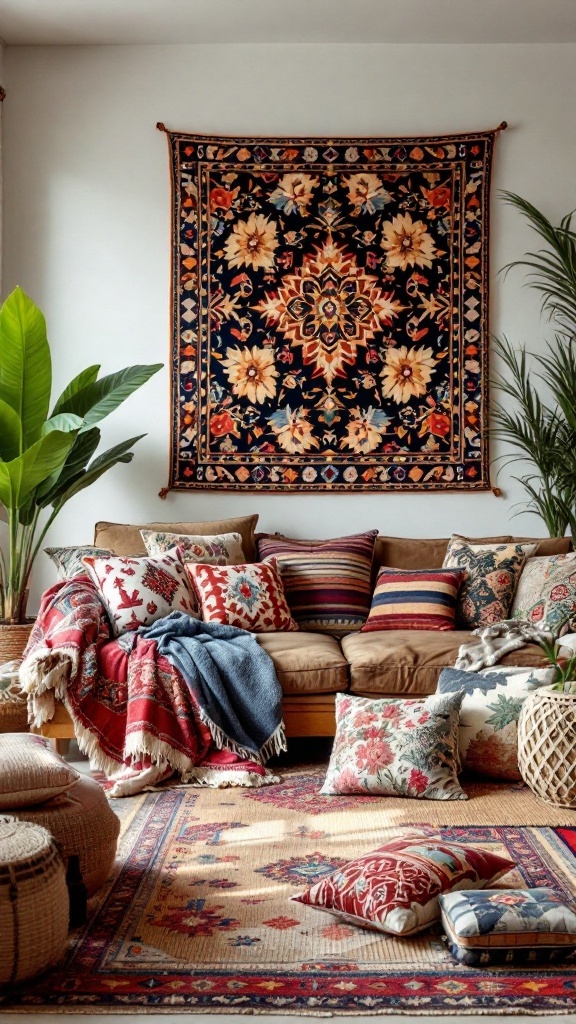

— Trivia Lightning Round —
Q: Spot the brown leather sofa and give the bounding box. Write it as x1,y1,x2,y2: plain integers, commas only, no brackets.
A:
86,521,571,739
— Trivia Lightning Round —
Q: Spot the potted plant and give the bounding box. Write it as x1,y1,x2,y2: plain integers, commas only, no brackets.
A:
0,286,162,658
491,192,576,537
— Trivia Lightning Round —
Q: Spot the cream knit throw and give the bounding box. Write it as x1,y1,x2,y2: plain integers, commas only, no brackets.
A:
454,619,552,672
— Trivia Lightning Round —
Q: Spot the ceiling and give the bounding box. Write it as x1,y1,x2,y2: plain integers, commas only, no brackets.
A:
0,0,575,45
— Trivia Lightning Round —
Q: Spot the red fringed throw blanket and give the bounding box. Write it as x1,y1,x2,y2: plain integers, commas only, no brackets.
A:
20,577,284,795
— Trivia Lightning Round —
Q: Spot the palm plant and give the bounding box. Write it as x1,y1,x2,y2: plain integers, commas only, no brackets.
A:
491,192,576,537
0,287,162,623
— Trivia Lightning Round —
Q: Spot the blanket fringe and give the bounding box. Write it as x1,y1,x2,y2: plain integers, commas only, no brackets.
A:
69,714,124,778
19,646,79,728
123,730,198,777
197,709,287,764
180,767,281,788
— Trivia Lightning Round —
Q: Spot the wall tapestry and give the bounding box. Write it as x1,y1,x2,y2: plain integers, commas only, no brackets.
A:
160,124,505,492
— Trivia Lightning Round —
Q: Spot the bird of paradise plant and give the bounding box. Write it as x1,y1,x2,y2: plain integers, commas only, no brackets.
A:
491,192,576,538
0,287,162,624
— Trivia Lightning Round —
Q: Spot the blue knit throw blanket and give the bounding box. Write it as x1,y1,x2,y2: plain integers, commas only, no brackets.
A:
134,612,286,763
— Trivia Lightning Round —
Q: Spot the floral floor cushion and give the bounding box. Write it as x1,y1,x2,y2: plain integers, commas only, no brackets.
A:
440,888,576,965
443,536,537,628
321,692,466,800
292,834,515,936
437,666,556,781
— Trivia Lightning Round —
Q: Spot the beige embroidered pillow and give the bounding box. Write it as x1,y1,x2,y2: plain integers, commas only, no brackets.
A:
140,529,245,565
0,733,80,809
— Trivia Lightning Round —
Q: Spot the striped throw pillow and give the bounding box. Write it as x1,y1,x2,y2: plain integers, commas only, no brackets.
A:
362,566,465,632
257,531,378,635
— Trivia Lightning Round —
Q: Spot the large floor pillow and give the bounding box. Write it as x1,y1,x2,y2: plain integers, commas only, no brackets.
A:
437,665,556,781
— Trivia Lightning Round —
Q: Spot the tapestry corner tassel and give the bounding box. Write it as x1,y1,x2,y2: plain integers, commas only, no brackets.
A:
167,129,497,491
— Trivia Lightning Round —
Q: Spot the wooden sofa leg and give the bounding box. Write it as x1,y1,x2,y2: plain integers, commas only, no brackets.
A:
54,738,71,756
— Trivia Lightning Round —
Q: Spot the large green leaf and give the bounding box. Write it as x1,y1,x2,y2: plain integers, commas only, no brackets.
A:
0,287,52,448
35,427,101,507
0,398,22,462
59,364,163,427
40,413,84,436
52,434,146,511
51,364,100,416
0,430,76,509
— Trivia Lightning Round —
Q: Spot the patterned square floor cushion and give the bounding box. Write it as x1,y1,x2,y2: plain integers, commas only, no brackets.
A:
437,665,556,781
45,545,112,581
82,550,197,636
362,566,465,632
292,833,515,937
185,560,299,632
511,552,576,637
141,529,246,565
257,530,378,636
440,888,576,966
321,692,466,800
443,536,537,628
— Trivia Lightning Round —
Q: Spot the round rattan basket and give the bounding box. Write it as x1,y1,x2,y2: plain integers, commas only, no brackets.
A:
0,818,69,985
517,685,576,808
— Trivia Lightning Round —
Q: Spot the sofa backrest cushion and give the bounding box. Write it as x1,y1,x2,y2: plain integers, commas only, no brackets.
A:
374,535,571,570
94,515,259,562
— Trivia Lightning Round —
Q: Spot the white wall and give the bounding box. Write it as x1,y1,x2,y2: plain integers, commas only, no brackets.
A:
2,43,576,609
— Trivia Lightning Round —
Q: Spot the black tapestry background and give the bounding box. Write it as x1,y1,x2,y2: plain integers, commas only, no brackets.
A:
163,128,498,491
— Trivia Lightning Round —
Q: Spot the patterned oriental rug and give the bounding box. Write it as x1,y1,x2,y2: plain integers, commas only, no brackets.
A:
3,763,576,1015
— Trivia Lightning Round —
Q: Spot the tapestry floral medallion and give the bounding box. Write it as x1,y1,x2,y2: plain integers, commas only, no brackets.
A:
163,128,498,491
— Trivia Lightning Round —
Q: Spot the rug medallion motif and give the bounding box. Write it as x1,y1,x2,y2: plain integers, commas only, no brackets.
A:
163,127,499,491
4,765,576,1014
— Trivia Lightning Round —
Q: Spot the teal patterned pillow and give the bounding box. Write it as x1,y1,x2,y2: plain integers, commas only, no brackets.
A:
45,545,112,581
442,536,537,629
440,888,576,965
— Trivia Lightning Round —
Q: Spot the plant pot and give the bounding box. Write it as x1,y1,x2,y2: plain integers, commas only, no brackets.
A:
0,621,35,664
517,685,576,808
0,622,35,734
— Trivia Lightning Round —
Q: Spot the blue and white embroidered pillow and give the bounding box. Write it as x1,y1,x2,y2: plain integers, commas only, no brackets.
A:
437,666,556,781
440,888,576,966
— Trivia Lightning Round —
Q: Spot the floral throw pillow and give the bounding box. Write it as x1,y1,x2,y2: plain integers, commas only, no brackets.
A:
185,560,299,633
45,545,112,581
511,552,576,637
140,529,245,565
443,536,537,628
292,833,515,936
321,692,466,800
82,550,197,636
437,666,556,781
440,888,576,965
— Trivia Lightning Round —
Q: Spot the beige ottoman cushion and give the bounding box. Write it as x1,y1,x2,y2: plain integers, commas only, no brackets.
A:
0,733,80,809
10,774,120,897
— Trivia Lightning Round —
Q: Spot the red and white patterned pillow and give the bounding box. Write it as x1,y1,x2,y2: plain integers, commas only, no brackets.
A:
292,833,516,936
184,560,298,632
82,550,197,636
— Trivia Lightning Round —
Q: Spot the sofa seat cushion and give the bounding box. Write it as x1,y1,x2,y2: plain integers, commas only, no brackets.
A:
341,630,548,697
256,632,349,694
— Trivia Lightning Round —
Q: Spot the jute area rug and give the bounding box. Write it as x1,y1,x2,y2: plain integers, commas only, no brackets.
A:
2,760,576,1015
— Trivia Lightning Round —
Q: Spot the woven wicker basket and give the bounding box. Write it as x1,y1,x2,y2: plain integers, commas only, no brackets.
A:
517,685,576,808
0,622,34,664
0,818,69,985
0,623,33,734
